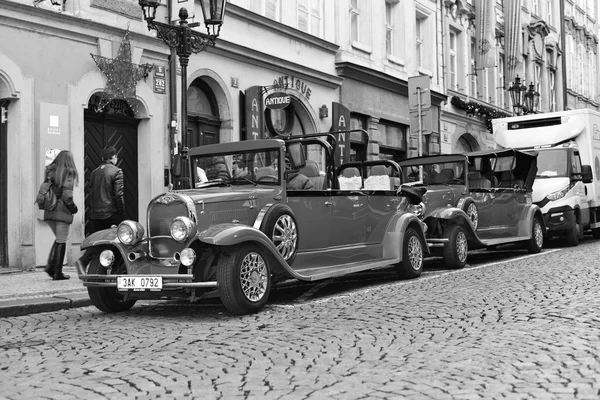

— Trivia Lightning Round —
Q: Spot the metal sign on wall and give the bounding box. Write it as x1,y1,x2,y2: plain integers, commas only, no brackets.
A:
331,102,351,164
153,65,166,94
244,86,264,140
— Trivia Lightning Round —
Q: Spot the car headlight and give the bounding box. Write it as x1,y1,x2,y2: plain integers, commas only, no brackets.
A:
170,216,197,243
408,202,426,219
177,248,197,267
117,220,145,245
99,249,115,267
546,184,572,201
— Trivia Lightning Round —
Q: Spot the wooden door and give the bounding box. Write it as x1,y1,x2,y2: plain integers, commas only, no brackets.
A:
188,115,221,148
84,104,139,235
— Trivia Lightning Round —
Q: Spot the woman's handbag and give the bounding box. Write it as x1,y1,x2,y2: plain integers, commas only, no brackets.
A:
36,181,58,211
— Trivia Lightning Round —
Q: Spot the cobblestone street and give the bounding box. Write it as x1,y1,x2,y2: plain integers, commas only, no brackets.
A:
2,240,600,399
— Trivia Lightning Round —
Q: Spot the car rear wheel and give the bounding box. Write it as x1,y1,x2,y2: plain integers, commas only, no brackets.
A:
443,225,468,269
87,255,137,313
526,217,544,254
395,227,423,279
260,204,298,265
217,244,271,315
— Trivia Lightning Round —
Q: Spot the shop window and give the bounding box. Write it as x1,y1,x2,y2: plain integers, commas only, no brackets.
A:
350,114,367,161
379,120,407,161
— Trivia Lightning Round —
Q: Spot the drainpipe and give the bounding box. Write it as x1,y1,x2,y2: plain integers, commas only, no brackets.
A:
167,0,178,187
560,0,567,110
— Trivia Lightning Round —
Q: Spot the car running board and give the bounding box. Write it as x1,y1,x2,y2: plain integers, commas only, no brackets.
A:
292,258,398,281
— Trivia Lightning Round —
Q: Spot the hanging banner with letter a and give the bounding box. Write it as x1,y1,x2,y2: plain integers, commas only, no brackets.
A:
331,102,351,164
243,86,264,140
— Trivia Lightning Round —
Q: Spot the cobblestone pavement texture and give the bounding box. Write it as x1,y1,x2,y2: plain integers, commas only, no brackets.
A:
1,241,600,399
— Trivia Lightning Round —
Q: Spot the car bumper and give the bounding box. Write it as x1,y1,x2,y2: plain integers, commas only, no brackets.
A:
80,273,217,289
543,206,576,235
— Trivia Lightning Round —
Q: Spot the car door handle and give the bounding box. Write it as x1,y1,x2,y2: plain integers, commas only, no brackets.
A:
390,198,400,203
325,201,333,206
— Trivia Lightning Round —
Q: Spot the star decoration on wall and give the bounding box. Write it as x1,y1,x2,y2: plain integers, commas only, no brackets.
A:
91,28,154,113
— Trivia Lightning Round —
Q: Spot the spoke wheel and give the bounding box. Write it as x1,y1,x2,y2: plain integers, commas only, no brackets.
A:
463,201,479,231
526,217,544,254
217,244,271,315
443,225,468,269
260,204,298,264
395,227,423,279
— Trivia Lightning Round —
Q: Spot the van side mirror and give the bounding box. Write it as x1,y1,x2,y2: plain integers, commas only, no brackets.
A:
580,164,593,184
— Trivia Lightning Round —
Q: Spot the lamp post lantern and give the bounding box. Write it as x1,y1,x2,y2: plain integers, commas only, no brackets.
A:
523,82,540,114
139,0,226,188
508,75,540,116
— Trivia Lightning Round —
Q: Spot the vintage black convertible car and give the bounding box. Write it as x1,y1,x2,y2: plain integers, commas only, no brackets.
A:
79,131,429,315
398,148,545,268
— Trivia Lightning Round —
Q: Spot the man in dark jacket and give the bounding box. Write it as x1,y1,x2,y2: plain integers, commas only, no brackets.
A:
285,155,313,190
76,146,125,274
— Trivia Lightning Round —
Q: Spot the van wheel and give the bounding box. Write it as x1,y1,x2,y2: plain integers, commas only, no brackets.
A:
443,225,468,269
260,204,298,265
87,256,137,313
394,227,423,279
526,217,544,254
217,244,271,315
566,223,579,247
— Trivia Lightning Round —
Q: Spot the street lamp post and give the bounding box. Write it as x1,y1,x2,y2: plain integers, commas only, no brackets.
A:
508,75,540,115
138,0,226,188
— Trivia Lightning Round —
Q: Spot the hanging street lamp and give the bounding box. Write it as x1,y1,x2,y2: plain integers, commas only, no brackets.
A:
523,82,541,114
138,0,226,188
507,75,527,116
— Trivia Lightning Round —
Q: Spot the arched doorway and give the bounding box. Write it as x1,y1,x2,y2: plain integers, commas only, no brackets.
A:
456,133,480,154
187,78,221,147
83,94,140,235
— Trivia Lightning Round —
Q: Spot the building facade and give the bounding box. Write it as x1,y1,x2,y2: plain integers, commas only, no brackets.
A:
2,0,600,270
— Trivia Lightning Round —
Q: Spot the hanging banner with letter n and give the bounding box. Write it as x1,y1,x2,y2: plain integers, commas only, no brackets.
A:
244,86,264,140
331,102,351,164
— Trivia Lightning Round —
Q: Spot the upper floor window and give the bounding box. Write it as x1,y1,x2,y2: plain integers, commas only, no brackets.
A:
498,55,506,108
350,0,360,42
531,0,539,15
449,30,458,90
298,0,322,37
470,39,478,97
546,0,553,24
385,1,393,55
230,0,281,21
416,17,424,67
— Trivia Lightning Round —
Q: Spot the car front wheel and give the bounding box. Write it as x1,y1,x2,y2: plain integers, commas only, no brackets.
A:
526,217,544,254
217,244,271,315
87,254,137,313
395,227,423,279
443,225,468,269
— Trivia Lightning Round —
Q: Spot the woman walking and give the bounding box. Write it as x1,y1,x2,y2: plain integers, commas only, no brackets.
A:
43,150,79,280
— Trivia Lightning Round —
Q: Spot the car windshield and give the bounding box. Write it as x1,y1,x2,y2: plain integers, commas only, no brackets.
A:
401,160,465,185
191,149,281,187
536,149,568,178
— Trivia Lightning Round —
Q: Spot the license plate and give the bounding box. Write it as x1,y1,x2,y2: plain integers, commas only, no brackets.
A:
117,276,163,291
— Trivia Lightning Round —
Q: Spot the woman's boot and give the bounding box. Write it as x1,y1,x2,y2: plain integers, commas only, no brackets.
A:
44,242,58,278
53,242,70,280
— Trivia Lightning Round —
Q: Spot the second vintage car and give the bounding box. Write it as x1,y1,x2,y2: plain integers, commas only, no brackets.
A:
79,131,429,315
397,148,545,268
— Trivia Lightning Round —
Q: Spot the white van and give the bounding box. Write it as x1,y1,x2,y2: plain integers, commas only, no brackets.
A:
492,109,600,245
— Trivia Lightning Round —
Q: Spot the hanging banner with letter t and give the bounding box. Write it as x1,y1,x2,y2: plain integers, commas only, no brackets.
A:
331,102,351,164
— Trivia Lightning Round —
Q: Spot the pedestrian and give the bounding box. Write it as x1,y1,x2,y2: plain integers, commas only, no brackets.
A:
75,146,124,275
43,150,79,280
284,155,313,190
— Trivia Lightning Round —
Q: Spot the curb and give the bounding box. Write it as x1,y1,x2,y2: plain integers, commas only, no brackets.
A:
0,292,91,318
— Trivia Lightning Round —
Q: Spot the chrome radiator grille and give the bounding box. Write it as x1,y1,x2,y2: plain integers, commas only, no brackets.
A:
148,198,189,258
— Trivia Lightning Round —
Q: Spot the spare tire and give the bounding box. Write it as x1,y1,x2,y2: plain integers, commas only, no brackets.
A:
260,204,298,265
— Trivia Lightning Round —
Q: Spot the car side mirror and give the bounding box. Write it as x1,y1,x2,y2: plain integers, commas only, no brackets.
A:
580,164,593,184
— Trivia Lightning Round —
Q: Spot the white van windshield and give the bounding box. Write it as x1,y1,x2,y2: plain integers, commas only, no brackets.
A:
536,149,568,177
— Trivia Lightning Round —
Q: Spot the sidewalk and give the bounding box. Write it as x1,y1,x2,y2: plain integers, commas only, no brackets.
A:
0,266,91,318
